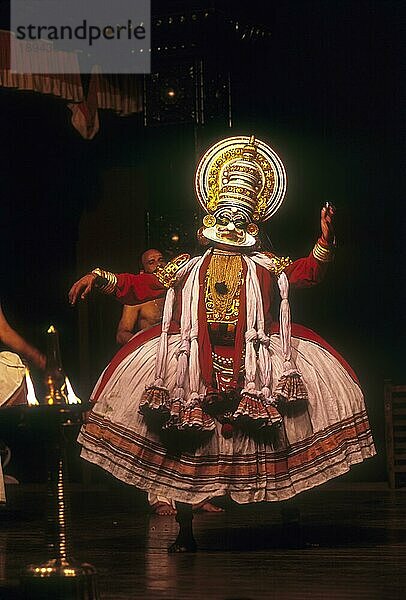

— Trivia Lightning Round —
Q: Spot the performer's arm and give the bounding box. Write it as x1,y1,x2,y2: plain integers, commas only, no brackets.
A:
115,273,165,304
285,203,336,288
69,269,165,306
0,305,46,370
69,254,190,306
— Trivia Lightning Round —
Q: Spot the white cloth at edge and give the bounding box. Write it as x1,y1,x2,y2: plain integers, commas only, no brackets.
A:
0,351,25,407
0,351,25,503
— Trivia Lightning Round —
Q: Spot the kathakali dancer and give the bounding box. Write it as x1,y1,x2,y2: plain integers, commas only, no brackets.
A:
69,135,375,551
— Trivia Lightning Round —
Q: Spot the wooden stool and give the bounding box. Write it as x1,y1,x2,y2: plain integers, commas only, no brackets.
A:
384,380,406,488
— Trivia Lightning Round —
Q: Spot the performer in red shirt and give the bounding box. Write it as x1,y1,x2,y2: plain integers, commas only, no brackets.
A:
70,135,375,552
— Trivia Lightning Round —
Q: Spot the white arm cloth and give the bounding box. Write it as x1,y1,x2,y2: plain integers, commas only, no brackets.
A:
248,252,299,376
152,253,208,388
277,271,296,373
245,257,273,399
172,253,208,402
152,286,175,387
243,258,259,394
188,275,201,403
250,252,297,375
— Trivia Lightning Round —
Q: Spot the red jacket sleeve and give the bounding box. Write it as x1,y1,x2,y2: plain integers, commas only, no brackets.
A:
284,250,328,288
114,273,166,305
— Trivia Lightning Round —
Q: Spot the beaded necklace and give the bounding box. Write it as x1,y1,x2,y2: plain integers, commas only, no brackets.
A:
205,253,243,320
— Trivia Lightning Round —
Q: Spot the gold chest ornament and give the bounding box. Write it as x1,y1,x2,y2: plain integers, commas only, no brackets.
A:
205,253,243,323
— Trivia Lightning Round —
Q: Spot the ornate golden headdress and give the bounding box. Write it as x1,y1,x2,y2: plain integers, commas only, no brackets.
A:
195,135,287,247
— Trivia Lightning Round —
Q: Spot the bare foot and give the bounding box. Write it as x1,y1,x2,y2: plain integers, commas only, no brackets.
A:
152,501,177,516
193,501,224,513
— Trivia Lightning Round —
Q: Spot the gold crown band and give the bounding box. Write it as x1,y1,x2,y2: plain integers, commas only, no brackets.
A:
219,186,259,201
312,240,335,263
196,136,287,223
91,268,118,294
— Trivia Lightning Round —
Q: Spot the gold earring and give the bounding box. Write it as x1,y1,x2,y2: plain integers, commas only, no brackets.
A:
247,223,259,237
203,214,216,227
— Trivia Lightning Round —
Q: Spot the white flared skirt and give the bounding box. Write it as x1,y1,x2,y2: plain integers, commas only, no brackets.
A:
78,331,375,504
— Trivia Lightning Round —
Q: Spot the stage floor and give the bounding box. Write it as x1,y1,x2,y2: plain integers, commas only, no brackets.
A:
1,480,406,599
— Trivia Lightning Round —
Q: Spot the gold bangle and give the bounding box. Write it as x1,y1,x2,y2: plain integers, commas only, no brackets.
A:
91,268,118,294
312,240,335,263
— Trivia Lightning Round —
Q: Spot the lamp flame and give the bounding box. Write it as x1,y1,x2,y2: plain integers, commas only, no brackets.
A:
64,376,81,404
25,368,39,406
